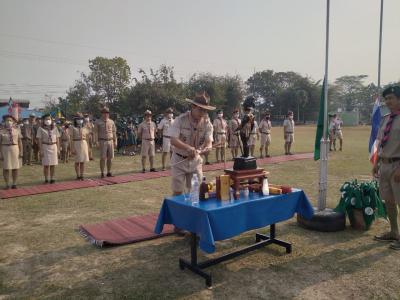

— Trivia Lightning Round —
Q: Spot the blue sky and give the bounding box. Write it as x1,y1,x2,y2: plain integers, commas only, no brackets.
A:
0,0,399,107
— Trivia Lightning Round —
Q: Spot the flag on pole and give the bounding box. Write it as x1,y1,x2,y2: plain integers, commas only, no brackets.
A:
314,78,327,161
8,97,13,113
368,97,381,164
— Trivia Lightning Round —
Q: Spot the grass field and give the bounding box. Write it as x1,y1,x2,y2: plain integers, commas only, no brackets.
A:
1,126,399,299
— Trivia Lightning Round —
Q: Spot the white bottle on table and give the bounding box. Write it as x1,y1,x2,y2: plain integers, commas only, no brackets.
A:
262,177,270,196
190,174,200,205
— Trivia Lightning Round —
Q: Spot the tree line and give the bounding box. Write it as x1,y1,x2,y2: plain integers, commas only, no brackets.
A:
46,56,399,123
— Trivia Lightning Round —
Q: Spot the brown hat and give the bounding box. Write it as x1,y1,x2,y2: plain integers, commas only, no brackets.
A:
144,110,152,116
2,114,17,122
165,107,173,114
74,112,84,119
184,91,216,111
100,106,110,113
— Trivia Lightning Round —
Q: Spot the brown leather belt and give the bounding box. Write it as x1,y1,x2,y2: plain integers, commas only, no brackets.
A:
73,139,86,141
99,138,113,141
42,142,56,145
2,144,17,146
217,132,226,134
261,132,270,134
163,135,171,138
285,132,293,134
380,157,400,164
145,138,154,141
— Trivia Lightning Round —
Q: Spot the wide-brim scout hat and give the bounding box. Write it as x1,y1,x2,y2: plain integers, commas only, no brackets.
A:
74,112,84,119
144,110,152,116
100,106,110,113
2,114,17,122
184,91,216,111
383,85,400,98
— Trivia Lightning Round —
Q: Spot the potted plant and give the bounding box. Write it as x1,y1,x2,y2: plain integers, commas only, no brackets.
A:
334,180,386,230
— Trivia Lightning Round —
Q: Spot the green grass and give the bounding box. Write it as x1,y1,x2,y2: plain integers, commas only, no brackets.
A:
1,126,399,299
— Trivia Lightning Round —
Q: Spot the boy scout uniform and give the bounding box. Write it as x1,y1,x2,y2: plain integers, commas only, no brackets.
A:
228,117,241,148
84,117,95,160
95,118,117,160
60,125,71,162
158,117,174,153
21,121,34,165
71,126,90,163
377,113,400,205
0,125,22,170
283,117,295,143
169,111,213,193
138,120,157,157
213,117,228,148
259,118,272,147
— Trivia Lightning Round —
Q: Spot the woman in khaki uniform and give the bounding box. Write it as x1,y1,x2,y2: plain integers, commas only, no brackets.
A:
36,114,60,183
71,113,90,180
0,115,22,189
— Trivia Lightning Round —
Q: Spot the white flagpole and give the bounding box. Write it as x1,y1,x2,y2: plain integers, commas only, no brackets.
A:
377,0,384,99
318,0,330,211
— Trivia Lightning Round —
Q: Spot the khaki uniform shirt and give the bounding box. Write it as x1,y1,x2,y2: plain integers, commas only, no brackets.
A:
378,114,400,159
21,124,34,141
283,118,295,133
213,118,228,134
157,118,174,137
138,121,156,140
95,119,117,142
259,119,272,134
60,127,71,142
36,127,60,144
71,126,89,141
169,111,213,157
0,127,22,145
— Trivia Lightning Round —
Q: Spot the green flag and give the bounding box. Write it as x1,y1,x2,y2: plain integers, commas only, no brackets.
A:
314,78,327,161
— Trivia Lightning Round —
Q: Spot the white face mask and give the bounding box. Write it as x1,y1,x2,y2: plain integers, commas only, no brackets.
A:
24,121,29,125
77,119,84,125
84,118,90,122
44,119,52,126
218,113,223,118
5,120,13,127
168,114,173,119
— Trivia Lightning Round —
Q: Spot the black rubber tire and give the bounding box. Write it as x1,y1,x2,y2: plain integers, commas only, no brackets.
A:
297,207,346,232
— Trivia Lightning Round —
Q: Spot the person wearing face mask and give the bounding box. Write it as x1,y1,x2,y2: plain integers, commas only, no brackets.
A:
36,114,60,183
137,110,157,173
95,106,117,178
157,108,174,171
83,113,95,160
283,111,295,155
259,112,272,158
227,109,241,159
0,115,23,189
71,113,90,180
21,117,34,165
60,121,71,163
213,110,228,163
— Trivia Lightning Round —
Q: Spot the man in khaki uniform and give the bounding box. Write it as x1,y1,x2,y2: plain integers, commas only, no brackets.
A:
21,117,34,165
259,112,272,158
213,110,228,163
158,108,174,171
373,85,400,250
137,110,157,173
170,91,215,196
283,111,295,155
95,106,117,178
60,122,71,163
228,109,241,159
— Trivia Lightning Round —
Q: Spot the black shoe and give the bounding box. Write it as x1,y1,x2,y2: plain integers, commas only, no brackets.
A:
142,169,146,173
50,179,55,184
80,176,84,181
266,155,271,158
205,162,211,165
106,173,113,177
101,173,105,178
150,168,156,172
44,180,49,184
11,185,17,189
76,176,80,180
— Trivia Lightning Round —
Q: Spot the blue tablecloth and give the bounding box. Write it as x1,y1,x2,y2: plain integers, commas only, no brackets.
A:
155,189,314,253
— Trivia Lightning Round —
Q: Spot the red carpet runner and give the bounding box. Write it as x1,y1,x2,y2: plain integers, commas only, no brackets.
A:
79,213,174,247
0,152,313,199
